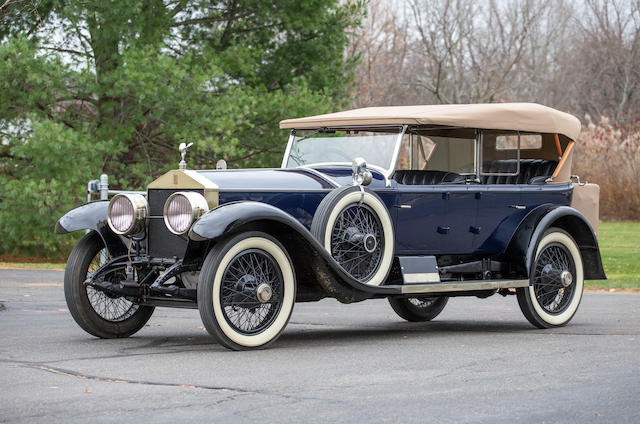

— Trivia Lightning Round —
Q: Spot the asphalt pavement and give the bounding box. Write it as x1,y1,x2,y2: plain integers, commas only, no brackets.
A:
0,268,638,423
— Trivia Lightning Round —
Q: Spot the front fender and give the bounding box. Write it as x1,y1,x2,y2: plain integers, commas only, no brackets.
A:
189,201,397,295
55,202,127,257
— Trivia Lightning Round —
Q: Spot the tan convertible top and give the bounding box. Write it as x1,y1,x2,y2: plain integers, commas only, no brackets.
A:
279,103,581,140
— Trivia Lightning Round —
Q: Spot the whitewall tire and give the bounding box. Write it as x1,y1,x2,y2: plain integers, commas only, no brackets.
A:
64,231,154,338
197,231,296,350
517,228,584,328
311,186,394,286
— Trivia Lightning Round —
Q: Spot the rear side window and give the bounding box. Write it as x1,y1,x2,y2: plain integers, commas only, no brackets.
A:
496,133,542,150
481,131,522,175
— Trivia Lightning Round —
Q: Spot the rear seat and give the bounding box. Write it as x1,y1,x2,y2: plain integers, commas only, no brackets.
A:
480,159,557,184
393,160,558,185
393,170,465,185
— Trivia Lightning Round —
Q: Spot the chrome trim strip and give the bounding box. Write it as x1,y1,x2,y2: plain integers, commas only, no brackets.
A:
400,279,529,294
183,170,219,189
296,166,341,188
403,272,440,283
218,188,334,193
386,125,407,184
281,131,296,168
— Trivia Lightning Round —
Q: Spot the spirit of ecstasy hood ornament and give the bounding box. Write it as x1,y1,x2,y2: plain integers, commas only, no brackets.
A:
178,142,193,171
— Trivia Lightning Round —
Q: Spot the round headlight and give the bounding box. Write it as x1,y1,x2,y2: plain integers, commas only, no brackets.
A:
107,193,148,235
163,192,209,235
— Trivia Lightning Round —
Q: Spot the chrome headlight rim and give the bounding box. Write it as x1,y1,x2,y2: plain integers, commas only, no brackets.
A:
163,191,209,235
107,193,149,235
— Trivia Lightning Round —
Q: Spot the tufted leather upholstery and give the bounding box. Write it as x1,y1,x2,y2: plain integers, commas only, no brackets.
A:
393,170,465,185
480,159,557,184
393,160,557,185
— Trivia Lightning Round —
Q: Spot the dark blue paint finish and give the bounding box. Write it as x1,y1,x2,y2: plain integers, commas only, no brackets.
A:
198,165,573,257
209,166,393,230
474,183,572,253
218,191,326,229
387,180,573,255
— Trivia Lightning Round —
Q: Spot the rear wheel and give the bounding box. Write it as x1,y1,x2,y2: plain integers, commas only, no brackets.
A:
197,232,296,350
64,231,154,338
388,296,449,322
517,228,584,328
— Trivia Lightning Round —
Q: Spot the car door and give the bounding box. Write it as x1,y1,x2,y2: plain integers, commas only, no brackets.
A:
472,131,527,253
393,131,478,255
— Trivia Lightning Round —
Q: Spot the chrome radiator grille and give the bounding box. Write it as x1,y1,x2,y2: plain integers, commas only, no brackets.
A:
147,189,203,258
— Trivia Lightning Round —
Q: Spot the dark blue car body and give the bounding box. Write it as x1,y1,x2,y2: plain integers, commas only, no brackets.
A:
55,104,608,349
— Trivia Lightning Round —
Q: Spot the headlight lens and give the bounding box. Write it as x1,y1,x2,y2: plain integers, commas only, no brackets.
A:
163,192,209,235
107,193,148,235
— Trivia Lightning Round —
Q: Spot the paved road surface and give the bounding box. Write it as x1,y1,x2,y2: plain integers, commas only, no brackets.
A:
0,268,638,423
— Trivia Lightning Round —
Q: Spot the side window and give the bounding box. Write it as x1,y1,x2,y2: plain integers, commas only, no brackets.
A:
396,133,436,170
423,136,475,174
395,131,475,174
481,131,521,175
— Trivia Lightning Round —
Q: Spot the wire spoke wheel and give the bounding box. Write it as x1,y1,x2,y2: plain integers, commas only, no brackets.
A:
198,232,295,350
219,249,284,335
330,203,384,282
84,249,139,322
64,231,154,338
532,243,576,314
407,297,439,309
516,228,584,329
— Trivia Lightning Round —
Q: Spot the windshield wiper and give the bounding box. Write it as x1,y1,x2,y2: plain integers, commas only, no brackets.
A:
293,127,335,143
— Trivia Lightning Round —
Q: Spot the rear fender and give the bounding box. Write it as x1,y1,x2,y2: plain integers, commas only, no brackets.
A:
506,205,606,280
55,202,127,257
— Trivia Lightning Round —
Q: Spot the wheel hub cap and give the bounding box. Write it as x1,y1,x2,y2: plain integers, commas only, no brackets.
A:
560,270,573,287
363,234,377,253
256,283,273,303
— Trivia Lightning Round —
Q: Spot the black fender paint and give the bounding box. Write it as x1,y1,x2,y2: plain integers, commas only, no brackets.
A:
55,202,127,257
189,201,398,295
506,205,606,280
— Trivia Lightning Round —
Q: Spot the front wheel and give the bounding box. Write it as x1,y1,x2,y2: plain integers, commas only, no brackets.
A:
197,231,296,350
64,231,154,338
388,296,449,322
517,228,584,328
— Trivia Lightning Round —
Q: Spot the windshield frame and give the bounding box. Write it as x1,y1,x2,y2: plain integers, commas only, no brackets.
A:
280,125,407,179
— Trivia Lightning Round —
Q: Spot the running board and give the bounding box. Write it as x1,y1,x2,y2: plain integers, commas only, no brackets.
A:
398,279,530,294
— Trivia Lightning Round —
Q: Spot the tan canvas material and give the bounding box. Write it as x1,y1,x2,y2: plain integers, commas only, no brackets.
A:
571,183,600,235
280,103,581,140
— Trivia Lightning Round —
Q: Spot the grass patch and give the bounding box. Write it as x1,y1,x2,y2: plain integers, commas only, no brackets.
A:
586,221,640,291
0,262,65,270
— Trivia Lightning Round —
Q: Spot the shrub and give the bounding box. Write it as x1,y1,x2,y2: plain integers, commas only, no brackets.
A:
573,116,640,221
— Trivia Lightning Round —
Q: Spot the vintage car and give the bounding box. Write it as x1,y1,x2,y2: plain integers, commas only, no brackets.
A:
56,103,606,350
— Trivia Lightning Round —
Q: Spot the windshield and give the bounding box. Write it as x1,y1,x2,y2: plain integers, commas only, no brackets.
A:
283,128,402,171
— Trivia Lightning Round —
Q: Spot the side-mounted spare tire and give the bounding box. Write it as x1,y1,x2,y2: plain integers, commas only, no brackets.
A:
311,185,394,286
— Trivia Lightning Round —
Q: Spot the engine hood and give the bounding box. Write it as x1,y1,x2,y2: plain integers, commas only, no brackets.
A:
196,168,337,191
148,168,339,193
147,166,388,195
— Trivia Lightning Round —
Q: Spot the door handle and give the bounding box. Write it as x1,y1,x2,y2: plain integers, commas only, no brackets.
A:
510,205,526,210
